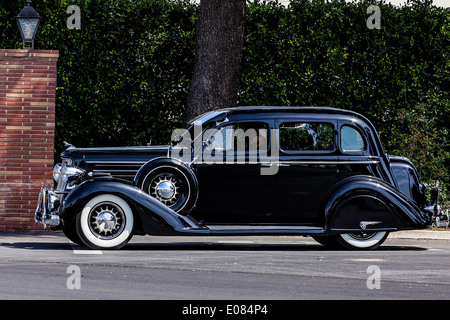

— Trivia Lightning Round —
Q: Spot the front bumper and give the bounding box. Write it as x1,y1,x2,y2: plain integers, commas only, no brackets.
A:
34,186,62,228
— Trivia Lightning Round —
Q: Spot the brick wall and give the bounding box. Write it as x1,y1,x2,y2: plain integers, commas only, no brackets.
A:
0,49,59,231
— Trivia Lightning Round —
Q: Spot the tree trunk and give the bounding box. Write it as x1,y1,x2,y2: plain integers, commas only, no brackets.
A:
184,0,246,124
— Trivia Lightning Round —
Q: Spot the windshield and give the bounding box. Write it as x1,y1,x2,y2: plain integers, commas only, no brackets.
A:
188,110,227,126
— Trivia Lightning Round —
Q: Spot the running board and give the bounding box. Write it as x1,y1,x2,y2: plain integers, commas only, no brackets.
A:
204,224,324,235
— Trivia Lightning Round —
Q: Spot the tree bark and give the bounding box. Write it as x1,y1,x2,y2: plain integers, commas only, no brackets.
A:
184,0,246,124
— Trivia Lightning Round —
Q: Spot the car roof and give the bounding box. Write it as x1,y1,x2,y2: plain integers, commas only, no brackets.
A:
192,106,376,132
217,106,369,121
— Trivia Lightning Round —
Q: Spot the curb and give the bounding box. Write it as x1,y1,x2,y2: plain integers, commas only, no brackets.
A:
390,230,450,240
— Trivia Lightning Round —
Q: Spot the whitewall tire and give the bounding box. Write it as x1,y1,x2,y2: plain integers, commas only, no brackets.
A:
337,231,388,250
76,194,134,250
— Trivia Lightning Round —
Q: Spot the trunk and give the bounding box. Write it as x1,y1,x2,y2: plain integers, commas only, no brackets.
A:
184,0,246,124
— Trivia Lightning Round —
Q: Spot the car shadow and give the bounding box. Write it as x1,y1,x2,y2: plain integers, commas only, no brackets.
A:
0,232,428,252
0,241,72,251
122,241,427,252
0,241,428,252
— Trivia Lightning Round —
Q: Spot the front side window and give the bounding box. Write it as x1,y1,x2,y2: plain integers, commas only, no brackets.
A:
206,122,269,152
279,122,334,151
340,125,365,152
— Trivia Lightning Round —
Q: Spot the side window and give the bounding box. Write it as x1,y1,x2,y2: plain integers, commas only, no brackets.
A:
393,166,420,201
207,122,269,152
393,167,411,198
408,169,420,201
340,125,365,152
279,122,334,151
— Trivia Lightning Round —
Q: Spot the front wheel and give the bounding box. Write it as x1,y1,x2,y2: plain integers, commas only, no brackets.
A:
76,194,134,250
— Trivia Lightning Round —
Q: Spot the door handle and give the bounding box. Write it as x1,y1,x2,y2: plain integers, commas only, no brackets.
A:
260,162,290,167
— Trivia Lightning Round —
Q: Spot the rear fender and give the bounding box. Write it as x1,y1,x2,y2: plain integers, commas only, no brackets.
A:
324,176,431,234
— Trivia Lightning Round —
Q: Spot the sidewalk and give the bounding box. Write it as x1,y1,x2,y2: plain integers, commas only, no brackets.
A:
390,230,450,240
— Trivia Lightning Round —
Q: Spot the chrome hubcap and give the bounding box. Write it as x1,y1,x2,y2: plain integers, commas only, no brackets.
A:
89,202,125,239
156,181,175,200
150,174,180,206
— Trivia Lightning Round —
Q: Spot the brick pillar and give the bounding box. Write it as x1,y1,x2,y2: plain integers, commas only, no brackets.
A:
0,49,59,231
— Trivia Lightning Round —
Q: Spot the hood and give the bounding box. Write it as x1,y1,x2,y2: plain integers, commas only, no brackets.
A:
60,144,170,166
62,145,169,157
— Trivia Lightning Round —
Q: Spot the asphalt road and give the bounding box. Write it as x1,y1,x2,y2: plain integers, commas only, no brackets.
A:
1,231,450,304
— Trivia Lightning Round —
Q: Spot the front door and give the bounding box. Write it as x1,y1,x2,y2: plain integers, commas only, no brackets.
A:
192,119,276,224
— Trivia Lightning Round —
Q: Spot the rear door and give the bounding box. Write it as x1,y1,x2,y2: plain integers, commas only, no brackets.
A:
274,118,339,225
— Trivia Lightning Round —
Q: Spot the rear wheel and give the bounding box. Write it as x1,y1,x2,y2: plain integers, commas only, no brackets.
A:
76,194,134,250
336,231,388,250
313,231,388,250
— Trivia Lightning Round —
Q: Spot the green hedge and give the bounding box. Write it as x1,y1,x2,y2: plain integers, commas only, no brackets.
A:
1,0,198,149
241,0,449,192
1,0,448,200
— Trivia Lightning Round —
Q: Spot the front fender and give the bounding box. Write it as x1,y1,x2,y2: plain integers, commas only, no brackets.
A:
60,179,207,236
324,176,431,234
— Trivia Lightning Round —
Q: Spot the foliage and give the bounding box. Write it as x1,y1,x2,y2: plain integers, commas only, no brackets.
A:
241,0,449,203
0,0,448,203
0,0,198,153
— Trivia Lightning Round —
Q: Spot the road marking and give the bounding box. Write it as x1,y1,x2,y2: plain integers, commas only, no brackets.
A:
70,242,103,255
346,258,384,262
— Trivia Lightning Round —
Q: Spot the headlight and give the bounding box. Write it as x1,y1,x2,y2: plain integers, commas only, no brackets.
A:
61,166,84,183
53,164,61,182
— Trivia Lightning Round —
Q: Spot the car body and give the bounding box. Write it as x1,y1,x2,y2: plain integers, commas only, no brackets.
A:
35,106,440,250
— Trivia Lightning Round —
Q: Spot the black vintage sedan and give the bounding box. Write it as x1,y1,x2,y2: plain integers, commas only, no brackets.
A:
35,106,440,250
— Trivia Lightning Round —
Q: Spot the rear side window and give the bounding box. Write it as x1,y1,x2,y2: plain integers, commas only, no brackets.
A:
340,125,365,152
392,167,411,199
392,166,420,202
280,122,334,151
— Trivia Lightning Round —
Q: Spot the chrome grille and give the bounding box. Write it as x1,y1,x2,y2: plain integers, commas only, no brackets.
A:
89,162,145,181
